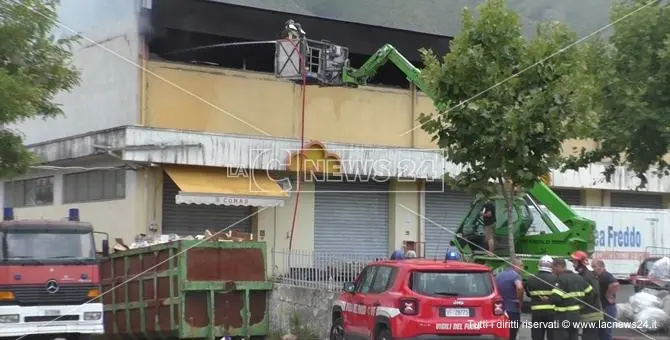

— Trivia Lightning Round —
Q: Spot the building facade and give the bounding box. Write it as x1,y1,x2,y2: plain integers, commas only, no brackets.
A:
2,0,670,268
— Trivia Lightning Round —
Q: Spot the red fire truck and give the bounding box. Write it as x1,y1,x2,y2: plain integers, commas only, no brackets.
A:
0,207,109,339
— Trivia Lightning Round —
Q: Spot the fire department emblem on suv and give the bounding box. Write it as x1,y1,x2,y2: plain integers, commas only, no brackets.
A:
46,280,59,294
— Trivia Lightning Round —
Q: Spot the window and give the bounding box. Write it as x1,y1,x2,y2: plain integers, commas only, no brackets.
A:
63,169,126,203
369,266,395,293
640,259,659,276
356,266,378,294
409,271,494,297
3,231,95,260
3,177,54,207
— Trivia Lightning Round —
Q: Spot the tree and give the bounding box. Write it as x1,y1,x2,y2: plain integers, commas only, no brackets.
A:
0,0,79,177
419,0,595,256
564,0,670,188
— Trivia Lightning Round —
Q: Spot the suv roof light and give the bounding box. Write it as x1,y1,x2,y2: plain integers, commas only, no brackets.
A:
68,208,80,222
3,207,13,221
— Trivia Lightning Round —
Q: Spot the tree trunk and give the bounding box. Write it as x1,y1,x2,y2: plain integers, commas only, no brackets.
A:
498,178,516,257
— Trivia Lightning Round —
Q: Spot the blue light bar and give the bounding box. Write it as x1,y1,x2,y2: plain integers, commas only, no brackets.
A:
68,208,80,222
3,207,14,221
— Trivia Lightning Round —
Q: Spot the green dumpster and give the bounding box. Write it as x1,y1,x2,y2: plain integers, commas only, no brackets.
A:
100,240,271,339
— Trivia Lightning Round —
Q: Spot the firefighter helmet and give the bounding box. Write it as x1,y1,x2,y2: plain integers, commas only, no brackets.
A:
538,255,553,272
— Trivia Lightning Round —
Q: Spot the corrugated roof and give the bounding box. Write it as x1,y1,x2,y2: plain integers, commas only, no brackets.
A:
209,0,612,37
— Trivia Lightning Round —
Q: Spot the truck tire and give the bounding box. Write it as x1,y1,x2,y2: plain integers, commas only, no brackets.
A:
330,316,345,340
376,328,393,340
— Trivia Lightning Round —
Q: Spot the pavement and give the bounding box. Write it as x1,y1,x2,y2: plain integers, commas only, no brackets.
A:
517,284,670,340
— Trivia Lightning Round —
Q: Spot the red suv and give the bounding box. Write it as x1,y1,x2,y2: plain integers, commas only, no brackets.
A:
330,259,509,340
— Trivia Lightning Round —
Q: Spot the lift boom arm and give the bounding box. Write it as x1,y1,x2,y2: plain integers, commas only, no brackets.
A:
342,44,432,95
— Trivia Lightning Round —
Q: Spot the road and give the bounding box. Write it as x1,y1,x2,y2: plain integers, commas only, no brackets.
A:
517,283,670,340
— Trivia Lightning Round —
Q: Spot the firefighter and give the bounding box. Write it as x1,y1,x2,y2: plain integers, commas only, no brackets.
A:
570,251,603,338
550,258,592,340
527,255,557,340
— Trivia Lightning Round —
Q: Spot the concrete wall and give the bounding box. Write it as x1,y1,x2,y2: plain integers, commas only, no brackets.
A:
143,61,612,156
0,158,154,245
269,283,337,339
12,0,141,145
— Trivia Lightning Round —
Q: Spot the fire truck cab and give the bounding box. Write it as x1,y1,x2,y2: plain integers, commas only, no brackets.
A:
0,207,109,340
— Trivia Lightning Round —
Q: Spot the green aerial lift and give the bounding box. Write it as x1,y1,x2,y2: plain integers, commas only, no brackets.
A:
274,26,596,277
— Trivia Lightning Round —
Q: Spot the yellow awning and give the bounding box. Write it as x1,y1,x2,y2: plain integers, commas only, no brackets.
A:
163,166,289,207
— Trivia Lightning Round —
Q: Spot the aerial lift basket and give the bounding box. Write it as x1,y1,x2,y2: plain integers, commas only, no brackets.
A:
275,38,349,86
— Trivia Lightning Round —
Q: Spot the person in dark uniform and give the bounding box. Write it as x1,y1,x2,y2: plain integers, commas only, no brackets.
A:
527,255,557,340
594,260,620,340
481,199,496,253
570,251,603,339
550,258,591,340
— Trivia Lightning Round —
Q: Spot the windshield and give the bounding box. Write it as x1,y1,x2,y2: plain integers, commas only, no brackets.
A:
409,271,493,297
640,259,659,276
3,231,95,260
540,205,570,232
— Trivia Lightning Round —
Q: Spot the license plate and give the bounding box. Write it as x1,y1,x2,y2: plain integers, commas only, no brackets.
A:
44,309,60,316
442,308,470,317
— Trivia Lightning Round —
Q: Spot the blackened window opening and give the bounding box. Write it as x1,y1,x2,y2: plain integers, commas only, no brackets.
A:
148,28,422,88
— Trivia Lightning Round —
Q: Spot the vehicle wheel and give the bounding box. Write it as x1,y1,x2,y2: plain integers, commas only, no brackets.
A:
634,286,642,293
376,327,392,340
330,317,346,340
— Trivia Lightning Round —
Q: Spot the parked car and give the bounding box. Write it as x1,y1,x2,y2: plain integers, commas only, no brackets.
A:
330,259,509,340
630,257,670,292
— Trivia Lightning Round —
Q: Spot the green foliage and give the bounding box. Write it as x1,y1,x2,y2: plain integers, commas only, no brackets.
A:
0,0,79,177
563,0,670,187
419,0,597,254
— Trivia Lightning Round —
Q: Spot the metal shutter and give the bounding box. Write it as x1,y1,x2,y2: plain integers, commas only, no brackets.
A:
552,188,583,206
424,183,474,259
611,192,663,209
161,173,253,235
314,181,389,258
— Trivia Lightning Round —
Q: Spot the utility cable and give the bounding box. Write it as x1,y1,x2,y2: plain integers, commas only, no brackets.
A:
287,38,308,251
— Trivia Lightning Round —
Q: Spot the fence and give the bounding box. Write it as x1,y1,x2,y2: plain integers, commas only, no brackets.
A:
270,248,380,291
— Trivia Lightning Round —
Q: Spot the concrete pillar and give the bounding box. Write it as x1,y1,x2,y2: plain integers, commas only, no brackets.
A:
583,189,603,206
662,195,670,209
602,190,611,206
388,180,421,252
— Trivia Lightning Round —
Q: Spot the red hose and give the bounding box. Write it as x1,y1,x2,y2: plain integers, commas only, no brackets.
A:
287,39,307,251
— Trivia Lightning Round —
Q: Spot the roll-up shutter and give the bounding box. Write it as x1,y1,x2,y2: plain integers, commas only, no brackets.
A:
611,191,663,209
161,173,253,235
424,183,474,259
552,188,583,206
314,181,389,258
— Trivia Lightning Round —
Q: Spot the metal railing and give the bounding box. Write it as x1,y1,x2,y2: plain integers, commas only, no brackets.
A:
270,249,380,291
646,246,670,258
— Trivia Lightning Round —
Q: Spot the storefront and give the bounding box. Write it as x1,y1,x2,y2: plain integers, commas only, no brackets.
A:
313,181,390,258
423,182,474,259
160,165,288,236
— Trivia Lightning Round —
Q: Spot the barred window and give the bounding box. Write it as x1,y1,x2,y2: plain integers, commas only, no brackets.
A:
3,177,54,207
63,169,126,203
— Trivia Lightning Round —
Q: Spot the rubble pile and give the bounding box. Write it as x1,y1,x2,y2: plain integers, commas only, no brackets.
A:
617,257,670,333
112,229,254,252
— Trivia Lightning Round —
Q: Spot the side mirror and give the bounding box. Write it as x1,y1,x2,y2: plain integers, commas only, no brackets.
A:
101,239,110,257
343,282,356,293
